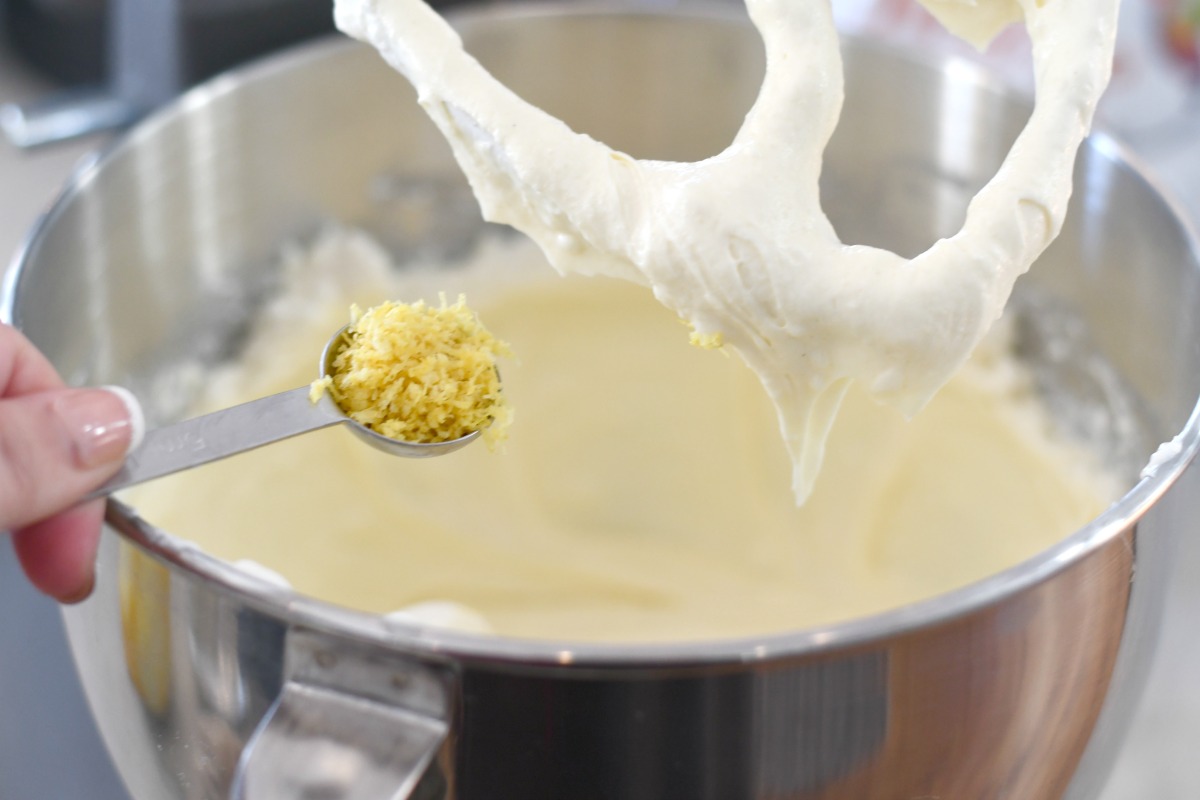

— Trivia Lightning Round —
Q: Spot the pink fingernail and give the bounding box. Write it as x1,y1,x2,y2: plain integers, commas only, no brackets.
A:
58,572,96,605
53,387,144,470
101,386,145,451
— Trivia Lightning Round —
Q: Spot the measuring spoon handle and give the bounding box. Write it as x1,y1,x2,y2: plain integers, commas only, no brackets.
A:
87,387,342,500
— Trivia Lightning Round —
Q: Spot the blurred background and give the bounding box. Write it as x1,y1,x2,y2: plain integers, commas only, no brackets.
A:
0,0,1197,797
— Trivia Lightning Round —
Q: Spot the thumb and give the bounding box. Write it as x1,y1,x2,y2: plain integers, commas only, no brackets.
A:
0,386,143,531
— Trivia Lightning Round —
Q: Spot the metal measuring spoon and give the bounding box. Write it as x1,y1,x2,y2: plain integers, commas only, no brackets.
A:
86,326,482,500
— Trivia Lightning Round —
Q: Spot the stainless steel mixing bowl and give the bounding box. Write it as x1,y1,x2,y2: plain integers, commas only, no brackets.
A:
5,4,1200,799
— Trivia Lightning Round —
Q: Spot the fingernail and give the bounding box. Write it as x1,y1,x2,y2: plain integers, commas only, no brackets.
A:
53,387,145,470
59,572,95,605
102,386,145,452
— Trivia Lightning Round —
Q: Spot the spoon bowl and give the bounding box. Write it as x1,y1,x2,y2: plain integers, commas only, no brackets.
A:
319,324,483,459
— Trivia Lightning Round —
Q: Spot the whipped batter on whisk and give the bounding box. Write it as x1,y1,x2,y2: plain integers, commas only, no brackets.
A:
335,0,1119,502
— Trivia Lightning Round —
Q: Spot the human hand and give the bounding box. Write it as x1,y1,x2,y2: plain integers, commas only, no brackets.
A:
1,323,143,603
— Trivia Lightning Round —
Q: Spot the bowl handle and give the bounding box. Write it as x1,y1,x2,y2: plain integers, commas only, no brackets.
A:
230,628,453,799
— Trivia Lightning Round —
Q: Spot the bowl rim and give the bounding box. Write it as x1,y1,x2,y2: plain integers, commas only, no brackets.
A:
7,1,1200,670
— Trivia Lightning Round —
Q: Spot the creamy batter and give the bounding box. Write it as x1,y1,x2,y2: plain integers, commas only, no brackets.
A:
335,0,1120,503
126,231,1118,642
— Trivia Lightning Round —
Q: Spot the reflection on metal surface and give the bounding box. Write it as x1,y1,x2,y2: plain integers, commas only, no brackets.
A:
454,652,889,797
119,541,172,717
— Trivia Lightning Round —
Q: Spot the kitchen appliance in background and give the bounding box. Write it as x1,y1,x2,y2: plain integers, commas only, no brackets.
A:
0,0,452,148
5,0,333,86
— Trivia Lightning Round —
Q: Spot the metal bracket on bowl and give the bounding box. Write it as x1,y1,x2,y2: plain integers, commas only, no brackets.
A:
231,628,454,800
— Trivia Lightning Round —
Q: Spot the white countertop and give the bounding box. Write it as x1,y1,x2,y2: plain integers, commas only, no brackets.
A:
1,7,1198,799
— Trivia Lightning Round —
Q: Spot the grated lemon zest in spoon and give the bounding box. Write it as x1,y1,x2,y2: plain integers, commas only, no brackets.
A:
310,295,512,448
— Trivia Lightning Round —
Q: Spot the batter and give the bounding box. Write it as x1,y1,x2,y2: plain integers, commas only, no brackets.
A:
125,231,1119,642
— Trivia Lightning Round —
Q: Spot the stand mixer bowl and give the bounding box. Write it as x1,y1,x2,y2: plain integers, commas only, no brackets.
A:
5,5,1200,799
